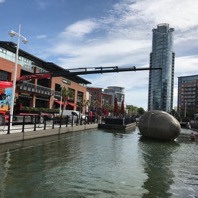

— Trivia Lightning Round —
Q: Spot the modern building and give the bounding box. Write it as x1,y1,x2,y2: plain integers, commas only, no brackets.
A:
148,23,175,112
0,41,91,114
103,86,125,106
87,86,125,116
178,75,198,118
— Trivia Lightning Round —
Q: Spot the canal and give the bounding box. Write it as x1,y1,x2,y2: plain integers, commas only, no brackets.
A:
0,127,197,197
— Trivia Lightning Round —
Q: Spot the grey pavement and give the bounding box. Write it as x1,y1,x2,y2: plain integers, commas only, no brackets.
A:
0,121,71,135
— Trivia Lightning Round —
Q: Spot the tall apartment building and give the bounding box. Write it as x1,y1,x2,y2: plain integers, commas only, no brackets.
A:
178,75,198,118
0,41,90,113
148,23,175,112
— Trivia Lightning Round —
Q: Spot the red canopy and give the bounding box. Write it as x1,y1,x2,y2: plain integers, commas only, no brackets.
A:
17,73,51,82
54,100,65,105
120,99,125,115
67,102,76,107
0,81,13,89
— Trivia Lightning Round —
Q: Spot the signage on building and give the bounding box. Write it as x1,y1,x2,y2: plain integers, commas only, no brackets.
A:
62,79,71,85
19,94,32,98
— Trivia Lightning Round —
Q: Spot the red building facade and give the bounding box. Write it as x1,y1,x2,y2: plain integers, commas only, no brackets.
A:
0,41,91,114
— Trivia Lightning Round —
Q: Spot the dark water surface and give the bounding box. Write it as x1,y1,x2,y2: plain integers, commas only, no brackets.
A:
0,127,197,198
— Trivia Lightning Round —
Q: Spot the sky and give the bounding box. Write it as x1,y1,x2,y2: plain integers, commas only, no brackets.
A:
0,0,198,110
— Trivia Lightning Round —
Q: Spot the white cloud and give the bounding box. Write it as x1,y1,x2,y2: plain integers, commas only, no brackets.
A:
0,0,5,3
53,38,150,68
60,19,99,38
36,34,47,39
115,0,198,31
175,55,198,77
41,0,198,109
36,0,49,10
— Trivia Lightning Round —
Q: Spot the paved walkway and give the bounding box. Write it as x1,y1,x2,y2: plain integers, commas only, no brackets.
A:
0,121,70,135
180,127,198,135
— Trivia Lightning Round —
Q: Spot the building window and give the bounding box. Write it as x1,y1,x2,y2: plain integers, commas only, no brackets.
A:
0,48,7,54
0,70,11,81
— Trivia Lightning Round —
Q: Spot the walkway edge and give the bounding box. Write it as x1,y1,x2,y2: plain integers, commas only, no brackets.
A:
0,124,98,145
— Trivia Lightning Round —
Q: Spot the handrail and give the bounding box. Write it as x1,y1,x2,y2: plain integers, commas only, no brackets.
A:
3,114,97,134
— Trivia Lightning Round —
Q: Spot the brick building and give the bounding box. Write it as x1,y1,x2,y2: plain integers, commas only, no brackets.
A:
0,41,91,114
87,86,124,116
178,74,198,118
86,87,103,113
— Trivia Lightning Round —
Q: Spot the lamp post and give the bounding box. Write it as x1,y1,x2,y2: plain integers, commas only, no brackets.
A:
9,25,28,127
59,84,64,115
60,94,62,115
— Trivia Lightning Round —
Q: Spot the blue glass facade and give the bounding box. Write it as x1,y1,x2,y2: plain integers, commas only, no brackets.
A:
148,24,175,112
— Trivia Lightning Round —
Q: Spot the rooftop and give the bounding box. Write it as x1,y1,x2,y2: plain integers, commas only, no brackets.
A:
0,41,91,85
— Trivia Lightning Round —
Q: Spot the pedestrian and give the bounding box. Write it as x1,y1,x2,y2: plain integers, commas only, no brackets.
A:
190,132,196,141
187,122,191,129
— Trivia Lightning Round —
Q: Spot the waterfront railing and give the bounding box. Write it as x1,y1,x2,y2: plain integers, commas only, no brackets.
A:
0,114,98,134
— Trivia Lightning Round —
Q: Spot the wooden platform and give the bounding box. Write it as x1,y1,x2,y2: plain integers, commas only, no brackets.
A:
98,123,136,131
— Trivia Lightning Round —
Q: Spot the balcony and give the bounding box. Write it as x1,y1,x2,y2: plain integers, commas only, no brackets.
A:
17,81,56,96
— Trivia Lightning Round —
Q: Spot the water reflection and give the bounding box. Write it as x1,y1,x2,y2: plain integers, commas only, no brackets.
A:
103,127,137,139
139,137,179,198
170,134,198,197
0,149,11,198
0,128,197,197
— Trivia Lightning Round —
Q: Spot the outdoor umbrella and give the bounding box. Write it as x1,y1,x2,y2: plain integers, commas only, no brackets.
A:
114,97,119,117
120,99,124,116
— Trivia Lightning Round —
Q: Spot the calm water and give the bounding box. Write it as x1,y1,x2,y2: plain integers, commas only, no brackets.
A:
0,127,197,198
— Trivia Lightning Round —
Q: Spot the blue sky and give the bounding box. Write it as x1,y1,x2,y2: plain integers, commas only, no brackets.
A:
0,0,198,110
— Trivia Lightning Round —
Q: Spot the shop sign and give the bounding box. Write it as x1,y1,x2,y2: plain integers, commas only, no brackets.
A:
62,79,71,85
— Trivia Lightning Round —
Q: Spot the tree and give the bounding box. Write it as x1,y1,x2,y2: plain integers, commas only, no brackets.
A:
137,107,145,115
60,87,74,117
126,105,138,116
89,99,99,112
126,105,145,116
77,99,89,114
102,103,113,115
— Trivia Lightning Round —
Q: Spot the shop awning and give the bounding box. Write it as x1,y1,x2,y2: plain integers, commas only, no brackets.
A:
67,102,76,107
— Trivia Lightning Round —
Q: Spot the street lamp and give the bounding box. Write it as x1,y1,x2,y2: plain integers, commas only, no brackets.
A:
59,94,62,115
9,25,28,127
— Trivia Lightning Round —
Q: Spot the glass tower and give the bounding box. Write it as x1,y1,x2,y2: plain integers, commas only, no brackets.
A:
148,23,175,112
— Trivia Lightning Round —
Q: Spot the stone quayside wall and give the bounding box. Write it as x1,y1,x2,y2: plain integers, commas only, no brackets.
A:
0,124,98,145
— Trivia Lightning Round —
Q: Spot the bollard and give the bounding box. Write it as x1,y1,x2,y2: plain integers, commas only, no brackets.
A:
71,116,73,126
44,116,46,130
22,115,25,132
59,116,62,128
33,115,36,131
66,116,68,127
7,114,11,134
52,116,55,129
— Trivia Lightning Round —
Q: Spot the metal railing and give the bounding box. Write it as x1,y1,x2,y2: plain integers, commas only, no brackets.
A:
0,114,98,134
17,82,55,96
